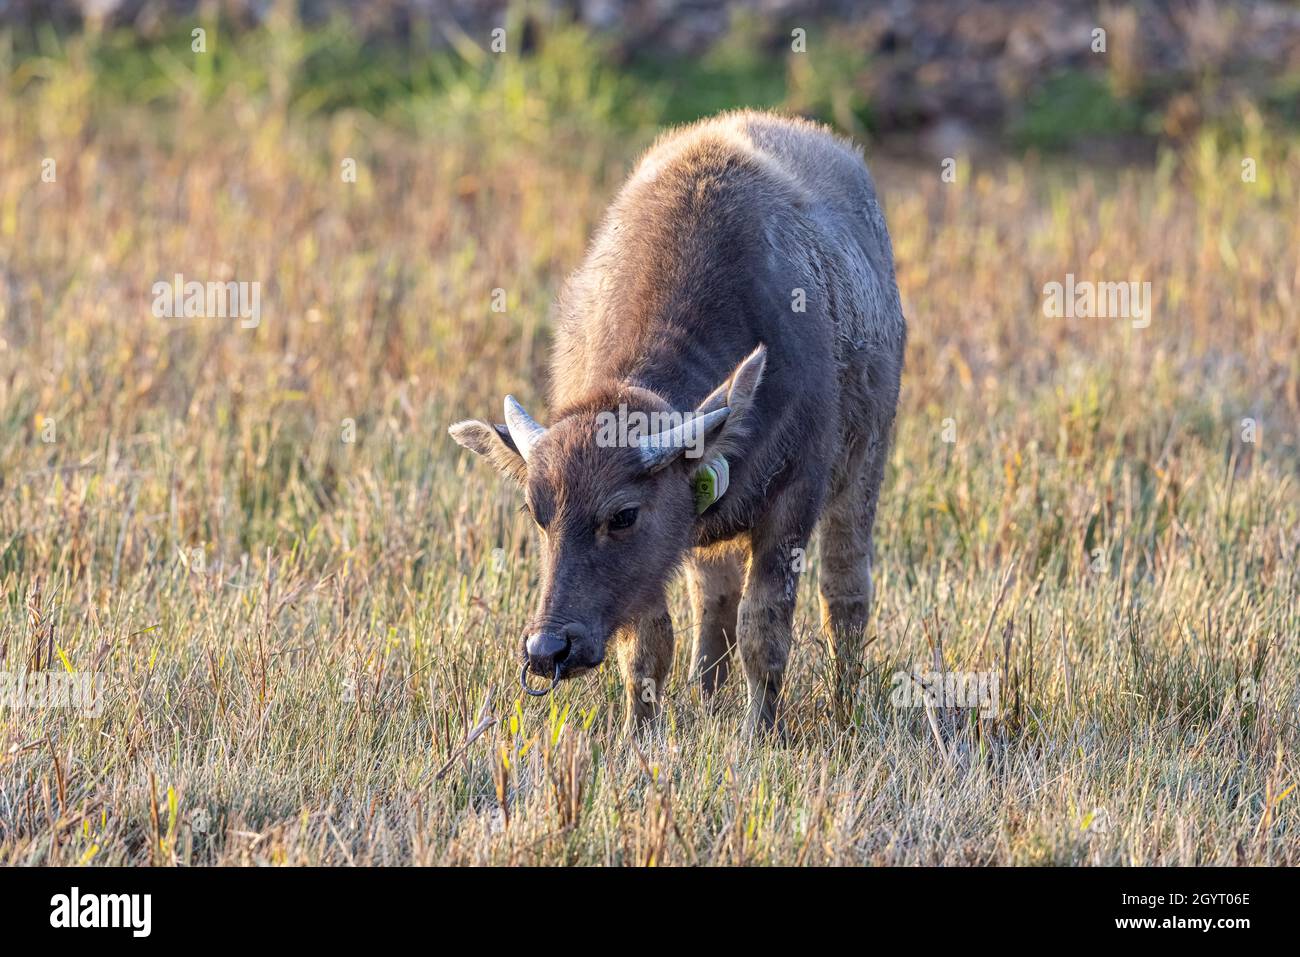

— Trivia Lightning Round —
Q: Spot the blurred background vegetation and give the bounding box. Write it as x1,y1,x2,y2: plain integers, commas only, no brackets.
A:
3,0,1299,154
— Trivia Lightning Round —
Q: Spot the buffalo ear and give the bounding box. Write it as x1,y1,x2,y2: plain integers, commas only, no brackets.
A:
696,344,767,416
696,344,767,459
721,343,767,415
448,420,527,483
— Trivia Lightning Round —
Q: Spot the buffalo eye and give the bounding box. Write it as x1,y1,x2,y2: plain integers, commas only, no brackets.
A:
609,507,638,531
522,501,548,530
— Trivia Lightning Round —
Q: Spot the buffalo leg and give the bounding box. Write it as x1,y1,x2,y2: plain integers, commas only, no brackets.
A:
617,602,675,732
686,543,744,698
818,435,887,726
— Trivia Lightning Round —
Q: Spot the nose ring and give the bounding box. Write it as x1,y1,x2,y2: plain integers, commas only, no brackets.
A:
520,661,562,697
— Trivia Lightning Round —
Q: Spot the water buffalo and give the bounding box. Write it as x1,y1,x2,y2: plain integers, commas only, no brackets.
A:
451,110,905,732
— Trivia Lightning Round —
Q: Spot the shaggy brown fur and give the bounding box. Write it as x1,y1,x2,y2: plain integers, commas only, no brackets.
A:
451,110,905,733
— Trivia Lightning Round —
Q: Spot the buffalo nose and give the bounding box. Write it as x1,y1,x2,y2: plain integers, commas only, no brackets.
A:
524,630,572,676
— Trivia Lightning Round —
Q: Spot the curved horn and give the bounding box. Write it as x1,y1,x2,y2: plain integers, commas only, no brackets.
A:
638,407,729,470
504,395,546,462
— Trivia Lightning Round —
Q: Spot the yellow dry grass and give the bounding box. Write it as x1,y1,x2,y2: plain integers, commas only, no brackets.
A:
0,31,1296,865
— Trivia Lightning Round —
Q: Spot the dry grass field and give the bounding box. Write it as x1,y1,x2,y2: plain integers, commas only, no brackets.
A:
1,24,1297,865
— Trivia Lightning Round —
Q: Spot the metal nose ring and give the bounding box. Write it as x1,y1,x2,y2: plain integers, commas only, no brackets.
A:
520,662,561,697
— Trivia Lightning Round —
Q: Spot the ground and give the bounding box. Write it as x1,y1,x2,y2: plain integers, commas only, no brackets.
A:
0,26,1296,865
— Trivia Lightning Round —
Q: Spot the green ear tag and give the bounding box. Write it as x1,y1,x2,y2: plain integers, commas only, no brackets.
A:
693,456,730,514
